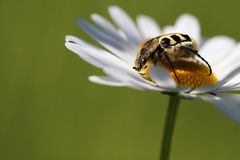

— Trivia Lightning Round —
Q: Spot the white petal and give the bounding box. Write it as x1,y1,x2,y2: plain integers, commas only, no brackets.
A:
162,25,175,34
91,13,137,47
66,35,99,50
91,13,119,37
225,83,240,91
65,36,128,69
190,85,216,95
200,93,240,122
214,43,240,80
163,14,201,43
217,65,240,88
65,37,164,91
199,36,236,79
215,43,240,69
65,38,142,85
77,19,136,64
65,42,103,68
136,15,161,39
89,76,127,87
149,66,177,89
174,14,201,43
179,92,198,99
103,68,164,91
108,6,142,46
215,82,240,92
222,71,240,90
89,74,150,90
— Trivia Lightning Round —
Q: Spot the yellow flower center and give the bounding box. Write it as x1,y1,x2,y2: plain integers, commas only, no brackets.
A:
139,60,218,89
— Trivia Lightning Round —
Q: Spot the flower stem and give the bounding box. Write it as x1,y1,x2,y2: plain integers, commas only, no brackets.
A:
160,95,181,160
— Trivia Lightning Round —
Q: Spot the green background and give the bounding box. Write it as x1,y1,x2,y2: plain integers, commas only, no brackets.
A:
1,0,240,160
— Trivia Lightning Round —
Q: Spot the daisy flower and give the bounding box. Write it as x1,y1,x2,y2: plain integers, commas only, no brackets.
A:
65,6,240,122
65,6,240,160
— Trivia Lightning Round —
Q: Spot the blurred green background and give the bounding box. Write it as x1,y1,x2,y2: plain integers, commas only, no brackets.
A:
1,0,240,160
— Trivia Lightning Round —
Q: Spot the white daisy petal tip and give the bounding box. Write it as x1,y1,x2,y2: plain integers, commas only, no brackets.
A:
108,5,142,44
177,13,198,22
65,41,76,53
175,13,201,43
90,13,117,33
176,13,199,27
65,35,81,45
88,75,127,87
136,15,161,39
90,13,99,19
108,5,119,11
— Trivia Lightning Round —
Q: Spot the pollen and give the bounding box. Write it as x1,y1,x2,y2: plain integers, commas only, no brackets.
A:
167,60,218,88
139,60,218,89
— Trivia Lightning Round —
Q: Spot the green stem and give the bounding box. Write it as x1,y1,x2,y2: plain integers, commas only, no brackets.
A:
160,95,181,160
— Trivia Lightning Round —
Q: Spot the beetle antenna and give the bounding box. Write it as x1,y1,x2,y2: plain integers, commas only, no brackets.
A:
192,50,212,76
181,46,212,76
